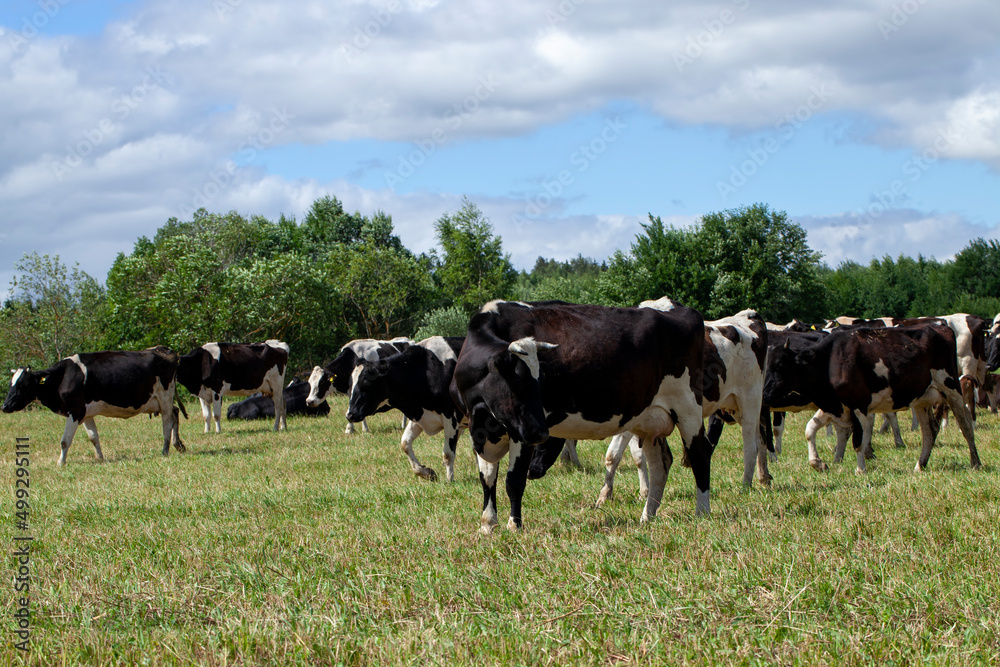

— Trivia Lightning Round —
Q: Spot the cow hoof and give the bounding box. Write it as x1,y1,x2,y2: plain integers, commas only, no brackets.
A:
855,467,866,476
767,451,779,463
175,443,186,453
759,473,773,487
864,450,876,460
809,460,828,472
914,462,925,473
595,487,612,507
417,468,438,482
971,461,983,471
506,517,522,532
479,523,496,535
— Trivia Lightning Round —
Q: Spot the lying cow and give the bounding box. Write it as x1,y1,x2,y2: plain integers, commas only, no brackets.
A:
346,336,466,482
306,337,412,434
763,324,979,474
2,346,185,465
226,379,330,420
595,304,772,507
452,300,711,533
177,340,290,433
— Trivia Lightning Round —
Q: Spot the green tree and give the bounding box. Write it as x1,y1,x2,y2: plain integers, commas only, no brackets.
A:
0,253,106,371
434,198,516,312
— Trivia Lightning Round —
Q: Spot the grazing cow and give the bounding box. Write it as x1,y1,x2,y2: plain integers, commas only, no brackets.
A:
305,337,412,434
595,304,772,507
177,340,289,433
346,336,466,482
763,324,979,474
1,347,185,465
226,379,330,420
452,300,710,533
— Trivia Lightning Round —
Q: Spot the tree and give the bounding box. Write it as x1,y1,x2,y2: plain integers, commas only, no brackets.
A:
434,198,516,312
0,253,106,371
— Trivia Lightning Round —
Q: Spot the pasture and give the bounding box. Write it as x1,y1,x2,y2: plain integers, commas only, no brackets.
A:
4,398,1000,665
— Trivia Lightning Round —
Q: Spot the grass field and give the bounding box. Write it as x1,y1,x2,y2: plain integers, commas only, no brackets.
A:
4,397,1000,665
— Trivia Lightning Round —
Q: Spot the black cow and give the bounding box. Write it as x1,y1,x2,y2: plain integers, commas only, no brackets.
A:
763,324,979,474
2,347,185,465
986,314,1000,375
306,337,412,434
226,379,330,420
452,300,710,533
346,336,466,482
177,340,289,433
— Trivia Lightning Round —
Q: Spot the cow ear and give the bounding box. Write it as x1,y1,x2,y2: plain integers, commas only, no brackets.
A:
796,349,815,365
782,339,791,350
375,360,391,376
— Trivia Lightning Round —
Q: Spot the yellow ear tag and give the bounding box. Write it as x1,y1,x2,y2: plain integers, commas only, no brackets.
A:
38,377,46,385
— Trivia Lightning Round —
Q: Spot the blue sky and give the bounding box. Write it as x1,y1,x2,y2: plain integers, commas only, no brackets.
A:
1,0,999,296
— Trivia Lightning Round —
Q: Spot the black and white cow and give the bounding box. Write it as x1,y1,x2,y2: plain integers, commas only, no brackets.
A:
226,379,330,420
305,337,412,434
346,336,466,482
452,300,710,533
177,340,289,433
763,324,979,474
2,346,185,465
596,303,771,506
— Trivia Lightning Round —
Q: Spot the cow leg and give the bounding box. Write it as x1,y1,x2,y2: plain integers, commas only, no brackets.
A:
477,454,500,534
505,441,532,532
739,402,771,488
559,439,582,468
400,421,436,481
804,409,830,471
911,409,919,431
630,434,650,498
597,432,629,507
854,411,874,474
361,418,371,434
639,436,669,522
273,384,287,432
941,382,981,469
81,418,104,462
213,394,223,433
772,412,784,457
199,396,213,434
886,413,905,449
344,421,356,435
59,417,80,466
442,419,462,482
169,406,185,453
914,405,936,472
832,422,851,463
960,376,977,429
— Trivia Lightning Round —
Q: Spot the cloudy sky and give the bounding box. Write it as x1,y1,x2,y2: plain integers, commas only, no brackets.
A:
1,0,999,295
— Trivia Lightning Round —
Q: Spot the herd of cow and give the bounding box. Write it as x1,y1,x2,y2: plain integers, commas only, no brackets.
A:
4,300,1000,533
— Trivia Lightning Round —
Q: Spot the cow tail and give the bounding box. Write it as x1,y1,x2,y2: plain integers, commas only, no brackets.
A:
175,394,189,419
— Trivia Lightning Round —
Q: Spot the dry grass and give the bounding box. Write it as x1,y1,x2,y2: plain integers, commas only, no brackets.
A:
3,398,1000,665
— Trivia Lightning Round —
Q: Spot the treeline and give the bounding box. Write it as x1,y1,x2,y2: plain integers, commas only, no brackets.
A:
2,198,999,378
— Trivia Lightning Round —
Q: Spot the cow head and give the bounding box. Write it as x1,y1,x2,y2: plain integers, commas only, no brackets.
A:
2,368,39,413
762,339,817,409
305,366,332,407
476,337,558,446
345,361,390,423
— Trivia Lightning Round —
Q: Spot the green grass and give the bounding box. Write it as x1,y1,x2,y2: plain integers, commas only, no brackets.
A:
4,399,1000,665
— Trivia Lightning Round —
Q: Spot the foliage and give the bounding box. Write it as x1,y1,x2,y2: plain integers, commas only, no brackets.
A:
597,205,826,321
413,305,471,340
433,197,516,312
0,253,106,371
515,255,605,304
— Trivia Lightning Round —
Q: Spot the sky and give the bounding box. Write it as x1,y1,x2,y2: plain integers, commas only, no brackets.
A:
1,0,999,297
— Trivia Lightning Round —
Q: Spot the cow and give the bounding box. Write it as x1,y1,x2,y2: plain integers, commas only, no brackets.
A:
451,300,710,533
226,378,330,420
763,324,979,474
1,346,185,465
345,336,466,482
595,304,772,507
305,337,412,434
177,340,289,433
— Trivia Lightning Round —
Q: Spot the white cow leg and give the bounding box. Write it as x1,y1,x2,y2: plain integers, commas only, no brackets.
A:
400,421,435,481
914,405,936,472
640,436,669,523
804,410,830,471
854,411,874,474
59,417,80,466
560,439,582,468
213,395,222,433
361,418,371,434
273,385,287,432
82,417,104,462
477,454,500,534
344,421,356,435
629,434,649,499
596,432,630,507
199,396,213,434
